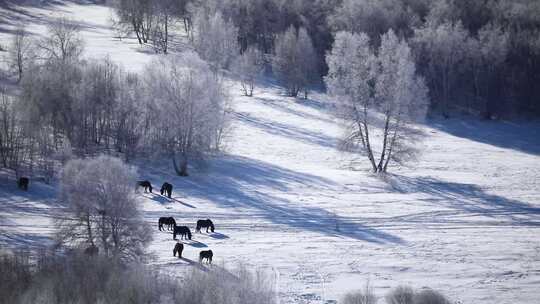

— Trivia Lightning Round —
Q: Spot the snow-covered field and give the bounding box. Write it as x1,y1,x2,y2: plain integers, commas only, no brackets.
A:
1,2,540,303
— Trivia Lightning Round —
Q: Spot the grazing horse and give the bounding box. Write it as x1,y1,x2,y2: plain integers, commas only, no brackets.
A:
17,177,29,191
137,180,153,193
173,226,192,240
196,219,215,233
173,242,184,258
160,182,173,198
84,245,99,256
158,217,176,231
199,250,213,264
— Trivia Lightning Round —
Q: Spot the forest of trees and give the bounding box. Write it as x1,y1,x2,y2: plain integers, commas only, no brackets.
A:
1,16,229,178
226,0,540,118
1,0,540,177
109,0,539,118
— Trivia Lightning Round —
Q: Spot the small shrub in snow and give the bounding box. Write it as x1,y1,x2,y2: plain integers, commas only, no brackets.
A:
0,251,277,304
385,286,414,304
413,288,450,304
174,265,277,304
341,282,377,304
342,284,452,304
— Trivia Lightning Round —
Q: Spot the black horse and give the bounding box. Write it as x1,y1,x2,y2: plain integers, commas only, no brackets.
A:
196,219,215,233
84,245,99,256
173,226,192,240
158,217,176,231
18,177,29,191
160,182,173,198
137,180,153,193
173,242,184,258
199,250,213,264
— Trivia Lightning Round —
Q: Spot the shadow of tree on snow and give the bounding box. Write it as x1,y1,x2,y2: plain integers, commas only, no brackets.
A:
385,174,540,226
174,155,404,245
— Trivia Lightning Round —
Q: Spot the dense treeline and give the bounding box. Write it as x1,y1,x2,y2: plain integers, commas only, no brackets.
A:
4,0,540,118
118,0,539,117
216,0,540,117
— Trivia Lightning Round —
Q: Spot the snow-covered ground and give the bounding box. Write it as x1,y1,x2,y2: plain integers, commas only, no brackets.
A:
1,2,540,303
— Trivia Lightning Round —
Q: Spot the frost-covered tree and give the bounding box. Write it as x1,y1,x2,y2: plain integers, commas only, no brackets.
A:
8,25,33,82
296,27,318,99
144,52,229,176
0,87,26,169
374,30,429,172
232,46,264,97
192,10,239,71
38,18,84,63
56,156,151,260
150,0,177,53
412,21,469,117
273,26,317,98
467,23,509,118
113,0,154,44
325,31,373,150
329,0,416,43
326,30,428,173
113,71,145,161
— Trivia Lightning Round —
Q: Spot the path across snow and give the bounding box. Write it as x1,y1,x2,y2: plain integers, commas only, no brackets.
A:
1,2,540,303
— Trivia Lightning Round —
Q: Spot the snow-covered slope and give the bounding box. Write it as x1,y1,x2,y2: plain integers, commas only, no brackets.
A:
1,2,540,303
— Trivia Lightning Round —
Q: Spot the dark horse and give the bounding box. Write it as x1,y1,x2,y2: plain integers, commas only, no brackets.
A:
158,217,176,231
199,250,213,264
196,219,215,233
84,245,99,256
173,226,192,240
160,182,173,198
137,180,153,193
173,242,184,258
18,177,29,191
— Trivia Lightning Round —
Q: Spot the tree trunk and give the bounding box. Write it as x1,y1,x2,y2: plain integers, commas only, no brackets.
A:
377,115,391,172
362,120,377,172
163,14,168,54
383,122,400,173
85,213,94,247
172,153,189,176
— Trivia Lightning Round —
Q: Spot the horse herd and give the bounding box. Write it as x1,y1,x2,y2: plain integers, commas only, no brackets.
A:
15,178,214,264
137,180,173,199
139,180,215,264
159,217,215,264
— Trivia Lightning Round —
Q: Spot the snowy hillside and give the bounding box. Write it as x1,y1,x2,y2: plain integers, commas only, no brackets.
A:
1,2,540,304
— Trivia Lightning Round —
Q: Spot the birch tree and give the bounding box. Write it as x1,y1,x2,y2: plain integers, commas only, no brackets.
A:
467,23,509,119
326,30,428,173
39,18,84,63
373,30,429,172
412,21,469,117
144,52,229,176
56,156,151,260
192,10,239,71
232,46,264,97
8,25,33,82
325,31,374,154
273,26,317,98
